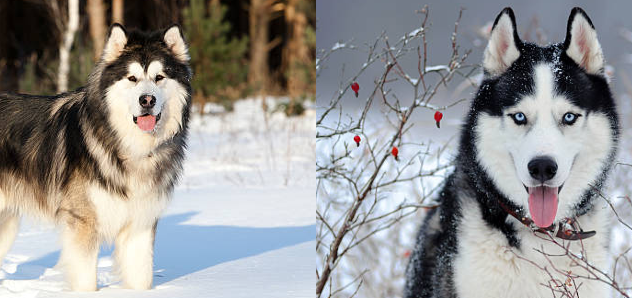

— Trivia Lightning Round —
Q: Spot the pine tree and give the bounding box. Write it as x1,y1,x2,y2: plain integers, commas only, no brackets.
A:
183,0,249,111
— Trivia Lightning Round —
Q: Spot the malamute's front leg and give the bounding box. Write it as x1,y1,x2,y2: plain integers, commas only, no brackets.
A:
114,221,157,290
59,217,99,291
0,211,19,267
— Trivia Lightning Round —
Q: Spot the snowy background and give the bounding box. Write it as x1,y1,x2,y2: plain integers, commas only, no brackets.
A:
0,98,315,298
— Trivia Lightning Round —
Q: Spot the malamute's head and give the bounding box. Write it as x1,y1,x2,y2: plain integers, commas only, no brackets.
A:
94,24,191,156
469,7,618,228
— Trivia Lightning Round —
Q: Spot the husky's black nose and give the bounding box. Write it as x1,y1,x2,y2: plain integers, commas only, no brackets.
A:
528,157,557,182
139,94,156,108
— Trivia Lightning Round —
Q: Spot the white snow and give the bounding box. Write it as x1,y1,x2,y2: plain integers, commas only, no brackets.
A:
407,27,423,38
331,42,346,51
424,65,449,72
0,98,315,297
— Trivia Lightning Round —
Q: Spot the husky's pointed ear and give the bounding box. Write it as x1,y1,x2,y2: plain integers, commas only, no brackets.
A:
563,7,603,74
164,25,189,62
483,7,521,76
103,24,128,63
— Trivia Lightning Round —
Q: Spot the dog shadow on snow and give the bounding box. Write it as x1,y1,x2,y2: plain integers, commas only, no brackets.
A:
5,212,314,285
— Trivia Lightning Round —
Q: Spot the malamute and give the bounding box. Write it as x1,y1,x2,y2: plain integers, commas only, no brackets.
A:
405,7,618,297
0,24,191,290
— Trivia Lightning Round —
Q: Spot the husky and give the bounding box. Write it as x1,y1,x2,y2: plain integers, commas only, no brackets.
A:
0,24,191,291
405,7,618,298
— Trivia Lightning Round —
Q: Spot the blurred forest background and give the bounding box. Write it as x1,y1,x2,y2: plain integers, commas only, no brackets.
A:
0,0,315,114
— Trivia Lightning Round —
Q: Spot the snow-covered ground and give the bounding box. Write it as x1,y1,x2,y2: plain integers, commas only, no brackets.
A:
0,98,315,298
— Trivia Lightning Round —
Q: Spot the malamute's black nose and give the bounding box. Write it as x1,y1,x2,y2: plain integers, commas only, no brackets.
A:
139,94,156,108
528,157,557,182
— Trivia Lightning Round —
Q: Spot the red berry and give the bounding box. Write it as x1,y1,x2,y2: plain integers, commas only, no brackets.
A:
434,111,443,128
403,250,411,258
391,146,399,160
353,135,361,147
434,111,443,121
351,82,359,92
351,82,359,97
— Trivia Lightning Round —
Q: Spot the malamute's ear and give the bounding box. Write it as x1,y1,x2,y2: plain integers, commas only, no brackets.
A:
164,25,189,62
563,7,603,74
103,24,128,63
483,7,521,76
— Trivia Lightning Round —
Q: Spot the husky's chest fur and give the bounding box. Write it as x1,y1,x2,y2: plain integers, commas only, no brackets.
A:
453,198,609,298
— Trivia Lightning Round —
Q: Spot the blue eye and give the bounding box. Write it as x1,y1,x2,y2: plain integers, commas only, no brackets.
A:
563,112,580,125
510,112,527,125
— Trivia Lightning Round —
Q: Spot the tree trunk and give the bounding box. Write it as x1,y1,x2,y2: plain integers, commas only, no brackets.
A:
0,60,19,92
87,0,107,60
283,0,310,102
248,0,270,94
57,0,79,93
112,0,124,24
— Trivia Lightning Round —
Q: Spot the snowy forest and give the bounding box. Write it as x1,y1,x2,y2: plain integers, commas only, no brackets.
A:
0,0,315,113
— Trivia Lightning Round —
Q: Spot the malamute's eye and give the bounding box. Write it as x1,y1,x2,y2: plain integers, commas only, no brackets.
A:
509,112,527,125
128,76,137,82
155,75,164,82
562,112,580,125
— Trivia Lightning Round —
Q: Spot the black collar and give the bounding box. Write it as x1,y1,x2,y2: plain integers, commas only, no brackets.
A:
497,199,596,241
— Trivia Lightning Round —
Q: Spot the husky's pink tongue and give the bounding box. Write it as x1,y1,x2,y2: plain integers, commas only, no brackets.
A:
136,115,156,131
528,186,558,228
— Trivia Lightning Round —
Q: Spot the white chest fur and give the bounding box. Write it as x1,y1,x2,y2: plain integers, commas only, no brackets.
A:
452,199,609,298
87,178,169,242
84,146,176,242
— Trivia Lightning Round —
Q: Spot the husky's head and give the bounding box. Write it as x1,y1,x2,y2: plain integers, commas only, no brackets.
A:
95,24,191,156
471,8,618,228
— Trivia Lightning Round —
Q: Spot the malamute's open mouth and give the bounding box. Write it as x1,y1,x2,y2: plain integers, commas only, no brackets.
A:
523,184,563,228
133,113,161,132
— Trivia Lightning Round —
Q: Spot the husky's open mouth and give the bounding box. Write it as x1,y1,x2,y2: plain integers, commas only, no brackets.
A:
133,113,161,132
523,184,563,228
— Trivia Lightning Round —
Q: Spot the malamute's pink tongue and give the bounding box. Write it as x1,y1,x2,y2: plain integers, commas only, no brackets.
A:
136,115,156,131
528,186,558,228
